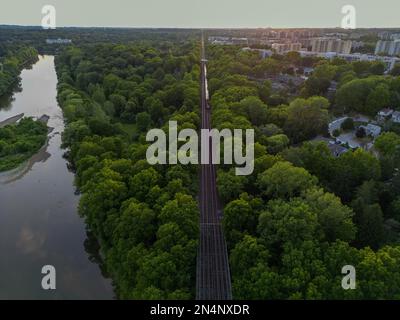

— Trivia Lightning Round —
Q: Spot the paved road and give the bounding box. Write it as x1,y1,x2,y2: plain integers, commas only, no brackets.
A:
196,32,232,300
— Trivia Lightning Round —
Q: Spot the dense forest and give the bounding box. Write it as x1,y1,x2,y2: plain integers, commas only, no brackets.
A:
53,35,400,299
206,44,400,299
0,118,48,172
0,42,46,172
0,26,200,55
3,24,398,299
0,44,38,96
55,41,201,299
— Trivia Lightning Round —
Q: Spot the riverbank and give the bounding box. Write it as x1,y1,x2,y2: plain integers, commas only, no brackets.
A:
0,55,114,299
0,130,52,184
0,113,24,128
0,48,39,97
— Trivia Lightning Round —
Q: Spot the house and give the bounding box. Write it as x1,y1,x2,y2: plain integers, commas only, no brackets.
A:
243,48,273,59
392,111,400,123
360,124,382,138
328,143,349,157
328,81,338,93
303,67,314,76
377,108,394,121
327,81,338,99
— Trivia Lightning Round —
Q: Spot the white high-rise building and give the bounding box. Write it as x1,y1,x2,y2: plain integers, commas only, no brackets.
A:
375,40,391,55
391,33,400,40
375,40,400,56
389,40,400,56
311,38,352,54
271,42,302,54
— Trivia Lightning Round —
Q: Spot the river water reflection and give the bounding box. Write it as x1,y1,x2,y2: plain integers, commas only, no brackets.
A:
0,55,114,299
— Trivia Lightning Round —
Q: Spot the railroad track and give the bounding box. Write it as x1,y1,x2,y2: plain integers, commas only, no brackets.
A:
196,32,232,300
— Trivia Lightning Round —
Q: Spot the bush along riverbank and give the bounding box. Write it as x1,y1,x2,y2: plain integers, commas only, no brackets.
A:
0,45,38,97
55,42,200,299
0,117,48,172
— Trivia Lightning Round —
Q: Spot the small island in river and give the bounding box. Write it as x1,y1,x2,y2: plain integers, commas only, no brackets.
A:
0,115,49,172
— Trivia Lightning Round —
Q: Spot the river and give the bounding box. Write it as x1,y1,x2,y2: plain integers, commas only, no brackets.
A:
0,55,114,299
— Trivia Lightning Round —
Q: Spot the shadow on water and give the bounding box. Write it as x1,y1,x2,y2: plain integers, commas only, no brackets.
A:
84,229,112,280
0,83,21,113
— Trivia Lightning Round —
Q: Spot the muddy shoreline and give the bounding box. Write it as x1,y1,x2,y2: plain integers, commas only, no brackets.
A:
0,113,24,128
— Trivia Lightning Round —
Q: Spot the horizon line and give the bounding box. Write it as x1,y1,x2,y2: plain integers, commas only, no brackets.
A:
1,24,400,30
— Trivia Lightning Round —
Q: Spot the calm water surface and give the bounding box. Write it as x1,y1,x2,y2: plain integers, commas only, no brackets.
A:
0,55,114,299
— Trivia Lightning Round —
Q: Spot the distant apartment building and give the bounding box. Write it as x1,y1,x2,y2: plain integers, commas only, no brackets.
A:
298,38,313,49
208,36,230,45
378,32,400,41
378,31,392,40
297,50,400,71
46,38,72,44
271,42,302,54
375,40,392,55
352,41,364,51
208,36,248,46
231,37,249,45
325,32,348,39
311,38,352,54
375,40,400,56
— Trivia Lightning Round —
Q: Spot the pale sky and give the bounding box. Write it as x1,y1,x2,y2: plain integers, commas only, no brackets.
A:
0,0,399,28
